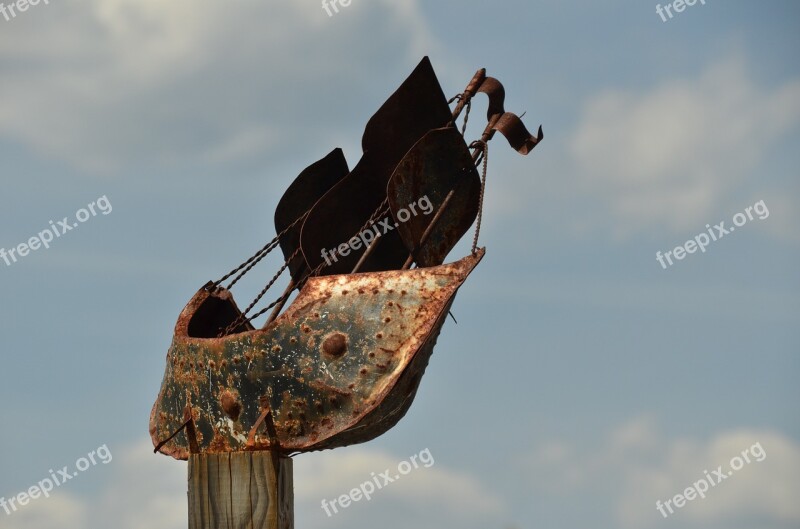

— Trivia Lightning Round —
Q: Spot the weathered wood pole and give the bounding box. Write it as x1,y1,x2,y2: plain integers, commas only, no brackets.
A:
188,452,293,529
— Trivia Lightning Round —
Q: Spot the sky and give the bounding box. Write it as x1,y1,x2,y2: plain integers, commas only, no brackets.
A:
0,1,798,528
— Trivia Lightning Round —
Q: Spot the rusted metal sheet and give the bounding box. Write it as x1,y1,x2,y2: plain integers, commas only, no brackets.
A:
388,127,480,267
476,76,544,154
150,249,484,460
299,57,453,275
274,148,349,282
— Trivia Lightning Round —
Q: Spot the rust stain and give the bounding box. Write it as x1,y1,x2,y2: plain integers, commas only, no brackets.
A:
150,250,483,459
219,390,241,421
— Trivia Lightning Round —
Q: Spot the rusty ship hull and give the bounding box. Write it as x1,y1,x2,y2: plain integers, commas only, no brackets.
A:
150,250,483,459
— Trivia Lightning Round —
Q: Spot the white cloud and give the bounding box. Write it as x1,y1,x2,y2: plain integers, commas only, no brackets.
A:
0,439,503,529
569,57,800,236
91,439,188,529
0,438,186,529
619,430,800,528
754,189,800,243
526,416,800,529
0,0,436,173
1,495,88,529
295,447,504,524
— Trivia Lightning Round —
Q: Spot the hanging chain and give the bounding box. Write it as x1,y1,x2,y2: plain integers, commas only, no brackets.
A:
357,197,390,241
470,140,489,254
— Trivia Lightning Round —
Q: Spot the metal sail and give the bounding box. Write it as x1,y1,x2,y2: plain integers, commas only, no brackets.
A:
387,127,481,267
274,148,349,282
299,56,453,275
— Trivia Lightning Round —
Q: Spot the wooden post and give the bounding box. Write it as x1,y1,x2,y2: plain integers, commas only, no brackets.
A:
188,452,294,529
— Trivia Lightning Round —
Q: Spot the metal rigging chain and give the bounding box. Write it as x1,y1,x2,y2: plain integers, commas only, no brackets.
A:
221,197,392,335
470,140,489,254
240,248,299,320
211,237,279,290
215,89,476,333
359,197,391,239
447,92,472,137
243,260,326,324
226,238,282,290
218,247,301,337
210,208,311,291
461,98,472,136
214,85,476,332
235,256,329,330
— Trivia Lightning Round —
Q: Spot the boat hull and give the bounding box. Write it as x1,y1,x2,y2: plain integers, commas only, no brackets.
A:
150,250,483,459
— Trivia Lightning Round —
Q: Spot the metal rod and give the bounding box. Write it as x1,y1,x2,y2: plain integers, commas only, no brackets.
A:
263,280,295,327
351,236,381,274
450,68,486,125
402,189,456,270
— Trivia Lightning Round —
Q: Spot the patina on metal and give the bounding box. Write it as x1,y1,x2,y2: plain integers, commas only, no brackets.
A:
150,249,483,459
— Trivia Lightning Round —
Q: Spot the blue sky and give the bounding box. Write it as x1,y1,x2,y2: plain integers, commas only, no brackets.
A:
0,1,798,528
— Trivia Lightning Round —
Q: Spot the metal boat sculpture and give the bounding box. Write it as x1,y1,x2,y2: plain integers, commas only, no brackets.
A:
150,57,542,459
